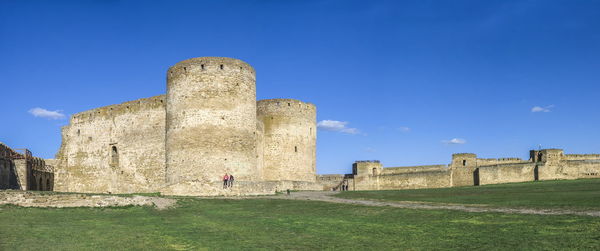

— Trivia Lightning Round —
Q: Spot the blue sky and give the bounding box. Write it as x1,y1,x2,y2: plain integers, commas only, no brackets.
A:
1,0,599,174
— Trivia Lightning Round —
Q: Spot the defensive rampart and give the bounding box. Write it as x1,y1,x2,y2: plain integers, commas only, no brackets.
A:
344,149,600,191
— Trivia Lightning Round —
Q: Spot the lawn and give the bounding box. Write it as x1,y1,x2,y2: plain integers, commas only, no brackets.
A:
336,178,600,210
1,195,600,250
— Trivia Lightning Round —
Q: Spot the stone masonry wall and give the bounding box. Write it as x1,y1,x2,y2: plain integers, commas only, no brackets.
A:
257,99,316,182
56,95,166,193
165,57,259,187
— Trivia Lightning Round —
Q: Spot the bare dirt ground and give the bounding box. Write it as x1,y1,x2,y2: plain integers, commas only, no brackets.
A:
262,191,600,217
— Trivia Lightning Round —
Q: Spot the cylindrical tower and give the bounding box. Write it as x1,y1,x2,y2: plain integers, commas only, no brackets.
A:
166,57,258,184
257,99,316,182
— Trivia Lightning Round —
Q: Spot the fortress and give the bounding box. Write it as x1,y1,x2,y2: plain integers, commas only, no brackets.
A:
1,56,599,196
53,57,319,196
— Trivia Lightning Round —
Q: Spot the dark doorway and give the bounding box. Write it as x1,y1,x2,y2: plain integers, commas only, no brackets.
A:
473,168,480,186
534,165,539,181
38,177,43,191
111,146,119,166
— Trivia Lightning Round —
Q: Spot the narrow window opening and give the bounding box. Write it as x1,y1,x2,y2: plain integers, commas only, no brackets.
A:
372,168,377,176
220,64,224,70
111,146,119,166
288,103,291,106
295,146,298,152
201,64,205,70
77,129,80,136
183,67,187,72
462,160,467,166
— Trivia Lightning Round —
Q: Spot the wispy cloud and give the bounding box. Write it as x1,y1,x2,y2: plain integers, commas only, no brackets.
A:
442,138,466,145
364,147,376,153
398,126,411,133
531,105,554,113
28,107,66,120
317,120,359,134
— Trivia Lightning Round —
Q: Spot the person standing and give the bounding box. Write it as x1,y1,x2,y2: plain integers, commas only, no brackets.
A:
223,173,229,189
228,174,234,187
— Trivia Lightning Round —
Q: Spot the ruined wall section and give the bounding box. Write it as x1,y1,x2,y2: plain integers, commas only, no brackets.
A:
56,95,166,193
257,99,316,182
166,57,258,185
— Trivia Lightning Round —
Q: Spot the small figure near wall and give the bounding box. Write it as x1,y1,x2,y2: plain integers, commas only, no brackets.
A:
223,173,229,189
228,175,234,188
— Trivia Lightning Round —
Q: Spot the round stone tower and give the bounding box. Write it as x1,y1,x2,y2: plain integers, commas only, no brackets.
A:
166,57,258,184
257,99,316,182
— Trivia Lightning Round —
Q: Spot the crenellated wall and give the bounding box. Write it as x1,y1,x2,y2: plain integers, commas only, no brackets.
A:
347,149,600,192
0,143,52,191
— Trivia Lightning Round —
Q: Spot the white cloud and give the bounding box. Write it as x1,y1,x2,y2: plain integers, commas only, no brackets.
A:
531,105,554,113
442,138,466,144
317,120,359,134
398,126,411,133
364,147,376,152
28,107,66,120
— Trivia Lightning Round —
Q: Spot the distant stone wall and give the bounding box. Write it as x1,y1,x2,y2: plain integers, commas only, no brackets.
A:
317,174,346,191
348,149,600,192
563,154,600,160
478,163,536,185
56,95,166,193
0,143,52,191
352,171,451,190
381,165,447,174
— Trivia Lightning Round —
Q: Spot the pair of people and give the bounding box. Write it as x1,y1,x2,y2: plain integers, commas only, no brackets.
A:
222,173,235,189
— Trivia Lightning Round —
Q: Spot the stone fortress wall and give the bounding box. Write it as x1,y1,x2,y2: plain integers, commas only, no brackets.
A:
55,95,166,193
329,149,600,191
257,99,317,182
0,143,53,191
52,57,319,196
4,56,600,196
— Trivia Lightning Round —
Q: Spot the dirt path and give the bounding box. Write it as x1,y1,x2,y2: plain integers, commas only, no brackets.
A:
266,191,600,217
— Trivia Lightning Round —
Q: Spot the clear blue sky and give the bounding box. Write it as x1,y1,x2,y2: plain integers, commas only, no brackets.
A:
1,0,599,174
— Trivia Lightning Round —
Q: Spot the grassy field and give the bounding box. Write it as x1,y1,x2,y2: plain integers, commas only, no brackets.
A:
336,179,600,210
1,179,600,250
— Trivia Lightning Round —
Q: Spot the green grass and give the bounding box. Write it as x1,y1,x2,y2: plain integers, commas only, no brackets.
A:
1,196,600,250
336,179,600,210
